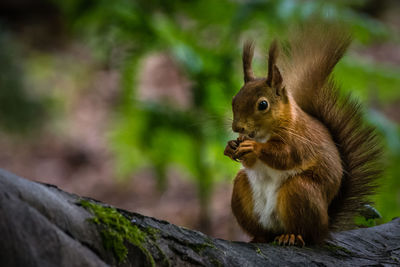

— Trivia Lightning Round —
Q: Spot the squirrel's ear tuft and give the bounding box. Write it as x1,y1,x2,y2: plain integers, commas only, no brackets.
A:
272,65,284,96
243,41,255,83
266,40,283,93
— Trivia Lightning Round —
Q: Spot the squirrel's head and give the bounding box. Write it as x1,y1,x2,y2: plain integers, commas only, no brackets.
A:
231,40,290,142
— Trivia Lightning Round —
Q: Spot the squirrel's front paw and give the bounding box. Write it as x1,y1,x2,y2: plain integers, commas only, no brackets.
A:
233,140,259,167
234,140,258,160
224,140,239,161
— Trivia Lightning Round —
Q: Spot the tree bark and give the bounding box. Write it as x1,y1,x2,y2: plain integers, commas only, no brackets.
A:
0,168,399,267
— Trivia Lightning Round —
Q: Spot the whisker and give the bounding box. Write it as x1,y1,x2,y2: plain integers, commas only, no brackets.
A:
271,131,288,145
273,126,319,148
285,128,319,147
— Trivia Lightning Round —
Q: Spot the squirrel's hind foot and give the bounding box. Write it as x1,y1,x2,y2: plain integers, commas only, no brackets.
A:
274,234,305,247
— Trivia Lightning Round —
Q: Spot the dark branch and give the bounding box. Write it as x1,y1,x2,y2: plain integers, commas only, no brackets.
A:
0,169,399,266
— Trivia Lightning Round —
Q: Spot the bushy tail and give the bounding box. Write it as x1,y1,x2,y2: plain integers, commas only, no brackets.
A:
281,22,383,230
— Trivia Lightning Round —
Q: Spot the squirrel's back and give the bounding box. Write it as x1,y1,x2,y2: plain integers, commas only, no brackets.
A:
281,22,383,230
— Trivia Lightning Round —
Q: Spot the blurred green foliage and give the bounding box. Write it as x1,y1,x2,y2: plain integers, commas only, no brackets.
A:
0,30,45,133
49,0,400,224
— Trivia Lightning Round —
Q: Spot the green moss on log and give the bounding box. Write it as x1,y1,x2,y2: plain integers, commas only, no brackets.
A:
79,199,155,265
324,243,353,256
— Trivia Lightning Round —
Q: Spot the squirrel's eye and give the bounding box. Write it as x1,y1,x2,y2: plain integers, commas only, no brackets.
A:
258,100,269,111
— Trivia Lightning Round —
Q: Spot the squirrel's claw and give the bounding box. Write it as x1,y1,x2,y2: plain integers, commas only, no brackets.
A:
296,235,305,247
224,140,240,161
234,140,258,160
274,234,305,247
225,138,258,162
289,234,296,246
234,147,252,159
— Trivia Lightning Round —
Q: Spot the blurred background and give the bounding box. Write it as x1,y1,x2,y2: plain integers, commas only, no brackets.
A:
0,0,399,241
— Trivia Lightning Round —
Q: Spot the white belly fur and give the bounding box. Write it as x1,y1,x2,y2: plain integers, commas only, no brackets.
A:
244,160,300,230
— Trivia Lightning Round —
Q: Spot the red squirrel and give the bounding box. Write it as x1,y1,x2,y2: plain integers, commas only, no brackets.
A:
224,24,382,246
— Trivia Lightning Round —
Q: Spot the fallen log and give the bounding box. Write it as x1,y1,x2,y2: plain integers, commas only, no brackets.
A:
0,169,399,266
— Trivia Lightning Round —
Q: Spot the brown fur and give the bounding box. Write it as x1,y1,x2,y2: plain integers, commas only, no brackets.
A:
225,22,382,244
231,170,272,241
277,173,329,243
281,22,383,230
242,41,255,83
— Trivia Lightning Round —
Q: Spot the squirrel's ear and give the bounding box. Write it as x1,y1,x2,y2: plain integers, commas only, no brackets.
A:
272,65,285,96
266,40,283,94
243,41,255,83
